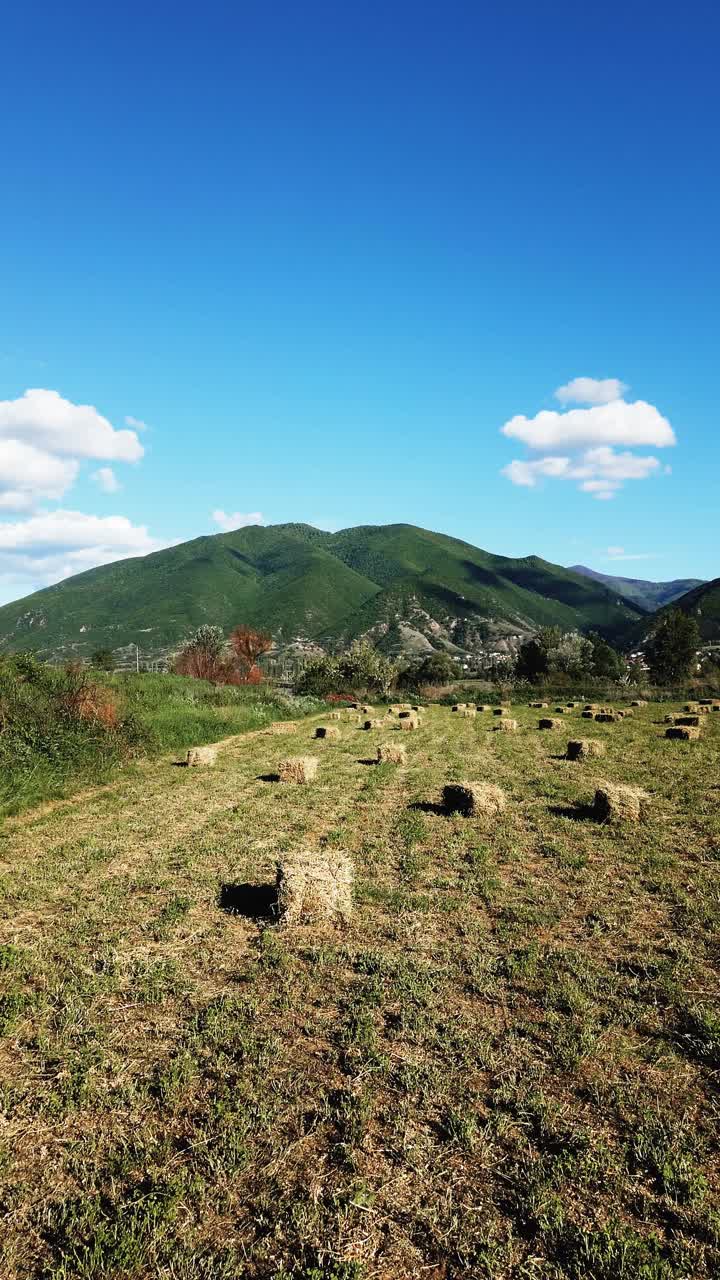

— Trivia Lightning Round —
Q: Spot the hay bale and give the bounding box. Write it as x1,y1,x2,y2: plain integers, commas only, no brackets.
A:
492,707,508,717
566,738,605,760
494,718,518,733
553,707,567,714
699,698,713,705
630,699,647,707
377,741,407,764
477,704,492,712
442,781,507,816
566,702,578,708
362,718,384,730
696,705,711,714
314,725,340,740
594,712,620,723
451,703,466,712
539,718,563,730
675,715,701,727
665,725,701,741
400,714,420,731
359,705,374,715
278,756,319,784
399,709,418,720
461,707,477,718
683,703,699,713
270,721,298,735
581,711,595,720
276,849,353,926
593,783,651,824
328,711,341,720
712,703,720,712
664,714,676,724
186,745,217,766
529,701,548,708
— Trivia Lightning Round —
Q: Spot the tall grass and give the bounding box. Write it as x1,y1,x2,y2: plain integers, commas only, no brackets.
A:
0,656,322,818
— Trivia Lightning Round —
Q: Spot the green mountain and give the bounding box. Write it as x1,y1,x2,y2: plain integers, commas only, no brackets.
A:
0,522,646,662
569,564,704,612
628,576,720,648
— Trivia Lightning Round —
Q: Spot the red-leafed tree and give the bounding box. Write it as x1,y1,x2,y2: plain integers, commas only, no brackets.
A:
229,625,272,683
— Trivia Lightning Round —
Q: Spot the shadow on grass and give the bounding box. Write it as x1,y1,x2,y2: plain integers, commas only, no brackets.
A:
219,882,278,919
548,803,599,823
357,758,379,766
171,761,189,768
256,772,280,783
409,800,448,816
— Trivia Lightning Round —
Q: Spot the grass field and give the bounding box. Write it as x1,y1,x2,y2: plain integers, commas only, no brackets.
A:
0,702,718,1278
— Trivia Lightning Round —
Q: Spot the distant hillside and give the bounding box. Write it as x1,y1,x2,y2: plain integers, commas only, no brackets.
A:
569,564,704,612
627,576,720,648
0,522,646,662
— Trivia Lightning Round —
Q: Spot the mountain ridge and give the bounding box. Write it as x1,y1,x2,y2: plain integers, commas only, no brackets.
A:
569,564,704,612
0,521,650,662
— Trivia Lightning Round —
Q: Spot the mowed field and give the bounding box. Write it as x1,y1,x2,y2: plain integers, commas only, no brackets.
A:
0,703,719,1279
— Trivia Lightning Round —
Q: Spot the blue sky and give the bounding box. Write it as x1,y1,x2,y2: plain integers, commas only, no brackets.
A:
1,0,718,603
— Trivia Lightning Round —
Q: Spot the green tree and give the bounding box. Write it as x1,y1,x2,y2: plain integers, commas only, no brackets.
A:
587,633,625,680
90,648,115,672
645,610,700,684
514,637,549,683
403,652,462,687
295,640,397,697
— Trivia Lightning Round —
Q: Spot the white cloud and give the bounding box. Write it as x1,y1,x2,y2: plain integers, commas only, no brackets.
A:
604,548,657,562
502,399,675,452
92,466,121,493
0,389,144,461
0,440,78,510
554,376,628,405
0,389,146,513
125,414,149,431
500,382,675,501
502,446,662,501
212,509,265,532
0,509,161,594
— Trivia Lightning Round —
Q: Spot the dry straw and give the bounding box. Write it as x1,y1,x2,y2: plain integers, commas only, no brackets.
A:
495,718,518,732
539,718,562,730
594,783,651,824
676,715,701,727
529,701,549,708
461,707,477,718
566,738,605,760
278,756,319,784
377,742,407,764
314,726,340,740
665,725,701,741
363,718,384,730
442,781,507,817
400,714,420,731
186,745,217,766
269,721,298,735
595,712,621,723
276,849,353,926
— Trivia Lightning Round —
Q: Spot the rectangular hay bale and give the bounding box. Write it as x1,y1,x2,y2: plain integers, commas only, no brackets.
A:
593,783,651,824
377,741,407,764
276,849,353,926
566,738,605,760
443,781,507,816
665,725,701,740
314,725,340,739
186,745,217,766
278,756,319,784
